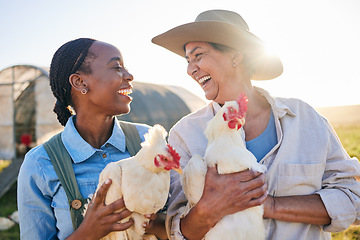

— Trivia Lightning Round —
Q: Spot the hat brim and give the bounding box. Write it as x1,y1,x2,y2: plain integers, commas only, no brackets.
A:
152,21,283,80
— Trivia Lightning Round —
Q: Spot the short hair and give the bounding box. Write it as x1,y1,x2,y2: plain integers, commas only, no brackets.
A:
49,38,96,126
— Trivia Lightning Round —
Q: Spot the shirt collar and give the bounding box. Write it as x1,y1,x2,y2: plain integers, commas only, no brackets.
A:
212,101,222,115
62,116,126,163
254,86,296,118
106,118,126,152
211,87,296,118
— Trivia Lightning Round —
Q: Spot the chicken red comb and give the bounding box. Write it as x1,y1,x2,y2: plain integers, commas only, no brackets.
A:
167,144,181,164
237,93,248,116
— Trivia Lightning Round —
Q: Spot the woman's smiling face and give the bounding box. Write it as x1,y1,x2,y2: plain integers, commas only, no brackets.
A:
80,41,134,116
185,41,237,104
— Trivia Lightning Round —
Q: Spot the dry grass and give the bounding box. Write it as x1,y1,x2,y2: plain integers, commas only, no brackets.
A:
317,105,360,127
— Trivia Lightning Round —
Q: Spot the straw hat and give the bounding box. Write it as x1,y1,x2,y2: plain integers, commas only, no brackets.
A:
152,10,283,80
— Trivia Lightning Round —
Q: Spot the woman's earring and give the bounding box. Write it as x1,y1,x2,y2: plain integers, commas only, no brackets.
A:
233,62,237,67
81,89,88,95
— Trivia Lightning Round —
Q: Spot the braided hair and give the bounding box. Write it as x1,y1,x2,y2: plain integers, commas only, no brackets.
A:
49,38,96,126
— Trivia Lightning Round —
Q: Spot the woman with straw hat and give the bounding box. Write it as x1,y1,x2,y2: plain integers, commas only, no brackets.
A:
152,10,360,240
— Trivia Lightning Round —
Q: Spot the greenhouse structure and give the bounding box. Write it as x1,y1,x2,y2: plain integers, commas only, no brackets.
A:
0,64,206,160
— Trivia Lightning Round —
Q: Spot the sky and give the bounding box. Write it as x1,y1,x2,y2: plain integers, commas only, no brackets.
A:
0,0,359,108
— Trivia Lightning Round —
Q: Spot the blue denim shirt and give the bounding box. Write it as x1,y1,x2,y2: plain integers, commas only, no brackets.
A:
17,116,150,240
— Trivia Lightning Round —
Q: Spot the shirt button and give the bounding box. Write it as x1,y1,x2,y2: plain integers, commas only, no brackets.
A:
71,199,82,210
102,153,107,158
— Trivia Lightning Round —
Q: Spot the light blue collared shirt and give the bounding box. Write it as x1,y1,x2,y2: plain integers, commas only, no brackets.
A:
166,87,360,240
17,116,150,240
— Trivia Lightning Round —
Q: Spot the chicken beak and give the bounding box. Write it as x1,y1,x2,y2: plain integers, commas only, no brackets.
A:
236,117,245,130
174,168,183,175
239,117,245,126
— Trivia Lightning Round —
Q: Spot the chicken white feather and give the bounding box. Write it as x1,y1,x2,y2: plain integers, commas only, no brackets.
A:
180,154,207,217
181,94,267,240
86,124,182,240
0,217,15,230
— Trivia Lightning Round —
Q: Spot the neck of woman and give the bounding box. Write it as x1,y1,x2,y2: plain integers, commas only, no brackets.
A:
215,80,271,141
243,89,271,141
74,114,115,149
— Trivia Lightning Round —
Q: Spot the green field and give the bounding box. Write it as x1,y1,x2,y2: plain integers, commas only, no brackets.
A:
330,125,360,240
0,184,18,240
0,125,359,239
333,125,360,159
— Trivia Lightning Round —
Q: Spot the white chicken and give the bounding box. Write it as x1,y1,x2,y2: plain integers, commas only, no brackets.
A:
93,124,182,240
181,93,267,240
0,217,15,230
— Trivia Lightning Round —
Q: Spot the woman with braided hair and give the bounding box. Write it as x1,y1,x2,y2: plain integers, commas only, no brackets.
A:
17,38,167,239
